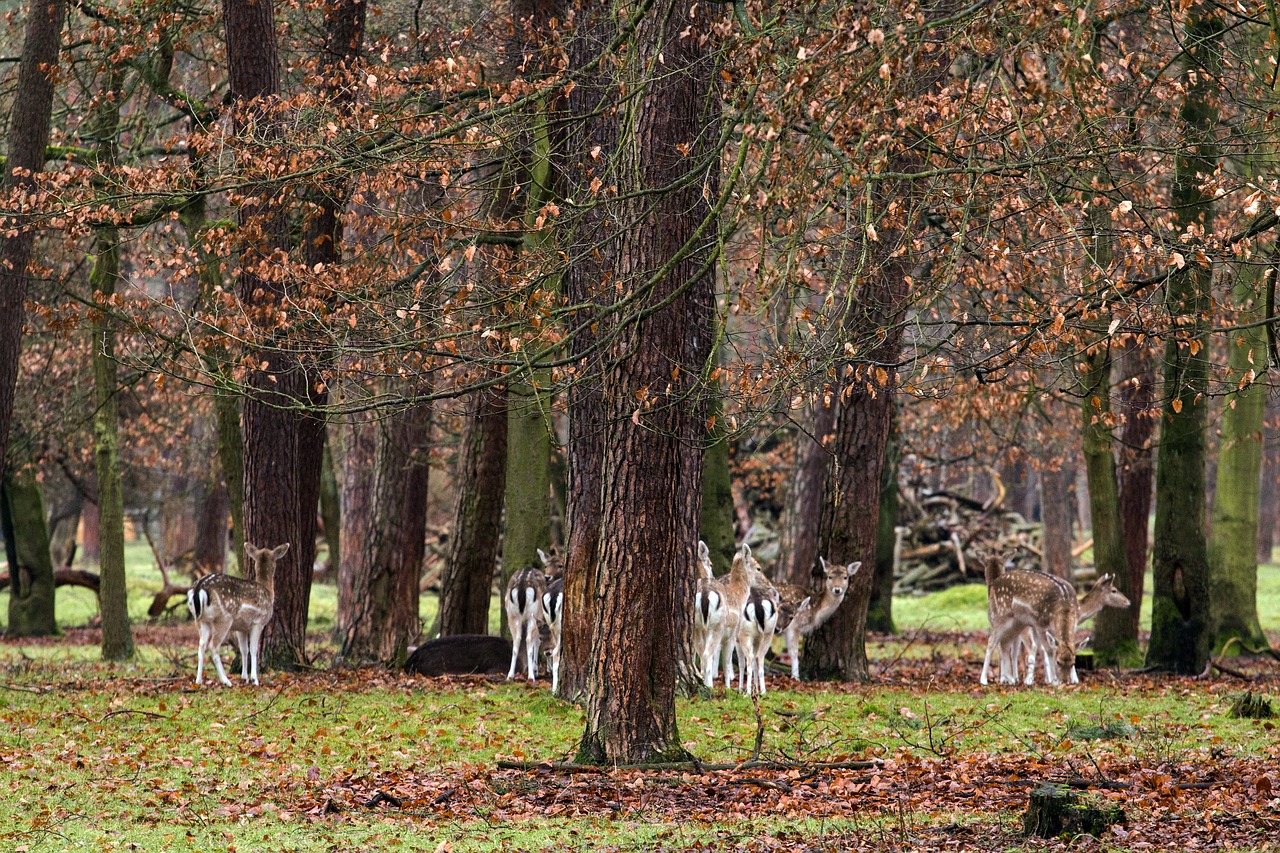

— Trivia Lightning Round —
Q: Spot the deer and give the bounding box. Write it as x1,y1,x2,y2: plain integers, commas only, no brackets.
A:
693,541,773,689
981,559,1080,687
736,584,781,695
773,557,859,680
1005,573,1131,685
542,574,564,694
187,542,290,687
504,548,558,682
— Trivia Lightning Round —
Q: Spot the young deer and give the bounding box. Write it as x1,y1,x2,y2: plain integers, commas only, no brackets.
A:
187,542,290,686
981,561,1079,686
694,542,772,689
736,585,781,695
1007,573,1131,685
692,541,721,682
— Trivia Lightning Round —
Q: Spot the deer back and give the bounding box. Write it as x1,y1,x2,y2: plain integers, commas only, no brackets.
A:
506,567,548,615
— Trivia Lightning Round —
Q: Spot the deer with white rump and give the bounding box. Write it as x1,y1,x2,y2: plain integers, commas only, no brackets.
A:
187,542,290,686
693,541,773,689
999,570,1130,685
505,548,558,682
774,557,859,680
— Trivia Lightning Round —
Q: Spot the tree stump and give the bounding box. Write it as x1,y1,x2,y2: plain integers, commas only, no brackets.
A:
1023,782,1125,838
1229,692,1275,719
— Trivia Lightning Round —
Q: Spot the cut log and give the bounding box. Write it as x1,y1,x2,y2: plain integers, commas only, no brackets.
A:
1023,782,1124,838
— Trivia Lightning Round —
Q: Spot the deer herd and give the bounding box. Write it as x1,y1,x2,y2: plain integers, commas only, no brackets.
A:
186,539,1129,691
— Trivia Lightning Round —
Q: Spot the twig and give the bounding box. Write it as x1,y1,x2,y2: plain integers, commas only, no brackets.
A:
722,777,793,794
99,709,171,722
364,790,403,808
234,685,285,722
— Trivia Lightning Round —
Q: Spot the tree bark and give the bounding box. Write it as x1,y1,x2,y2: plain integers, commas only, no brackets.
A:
319,435,341,580
1207,259,1269,653
2,472,57,636
570,0,719,763
868,404,899,634
0,0,66,478
1146,5,1220,675
438,387,508,636
1116,346,1156,637
337,399,432,666
1258,394,1280,564
90,72,134,662
502,387,551,585
699,387,736,578
1039,463,1075,581
779,402,837,587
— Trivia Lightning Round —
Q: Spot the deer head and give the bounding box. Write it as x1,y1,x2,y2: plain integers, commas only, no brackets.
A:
244,542,290,591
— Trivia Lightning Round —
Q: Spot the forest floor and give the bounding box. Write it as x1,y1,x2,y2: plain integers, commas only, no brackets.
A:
1,621,1279,852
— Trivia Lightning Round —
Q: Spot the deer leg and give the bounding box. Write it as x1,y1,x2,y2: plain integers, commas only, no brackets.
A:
505,607,520,680
195,622,211,685
980,631,1000,685
248,623,264,685
209,623,233,687
235,631,250,682
787,626,801,680
524,618,539,682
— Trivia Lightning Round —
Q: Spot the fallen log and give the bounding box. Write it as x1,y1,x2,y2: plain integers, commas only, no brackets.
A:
0,568,101,594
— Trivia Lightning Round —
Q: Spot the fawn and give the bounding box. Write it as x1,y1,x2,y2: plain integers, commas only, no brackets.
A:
1003,573,1131,685
187,542,290,686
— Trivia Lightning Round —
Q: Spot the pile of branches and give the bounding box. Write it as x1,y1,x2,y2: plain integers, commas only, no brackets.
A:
893,476,1042,595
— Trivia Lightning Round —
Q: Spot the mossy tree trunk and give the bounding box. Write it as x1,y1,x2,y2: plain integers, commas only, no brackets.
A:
1207,258,1270,653
90,71,134,662
2,473,57,636
868,404,899,634
1146,5,1221,675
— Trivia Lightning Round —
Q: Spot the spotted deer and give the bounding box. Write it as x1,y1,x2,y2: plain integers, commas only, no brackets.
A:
187,542,290,686
1006,573,1131,685
774,557,859,680
693,542,772,689
505,548,558,682
981,560,1079,686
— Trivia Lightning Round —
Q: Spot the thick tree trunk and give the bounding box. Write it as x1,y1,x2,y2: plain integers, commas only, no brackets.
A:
1146,6,1220,675
502,388,551,584
0,0,66,477
438,388,508,636
1039,464,1075,581
571,0,718,763
779,402,837,587
1207,261,1269,653
337,400,431,665
2,472,57,636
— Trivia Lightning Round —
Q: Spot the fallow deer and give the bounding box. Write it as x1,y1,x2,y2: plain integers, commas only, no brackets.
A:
694,542,773,689
187,542,289,686
542,574,565,694
736,584,781,695
1006,572,1131,685
981,560,1079,686
774,557,859,680
505,558,549,682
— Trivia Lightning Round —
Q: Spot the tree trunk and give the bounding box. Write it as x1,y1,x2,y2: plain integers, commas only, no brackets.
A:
2,472,57,636
1080,208,1131,665
0,0,66,477
1039,464,1075,581
571,0,719,763
81,500,100,566
1117,346,1156,637
502,387,551,584
779,402,836,587
1146,5,1220,675
1207,260,1269,653
699,387,736,578
337,400,431,665
319,435,341,580
1258,394,1280,564
438,387,508,636
90,74,134,662
868,404,899,635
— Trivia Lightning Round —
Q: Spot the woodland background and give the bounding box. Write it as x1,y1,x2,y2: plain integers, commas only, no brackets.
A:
0,0,1279,776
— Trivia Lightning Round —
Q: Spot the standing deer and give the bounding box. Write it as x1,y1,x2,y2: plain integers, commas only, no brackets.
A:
774,557,859,680
187,542,290,686
504,548,558,683
736,585,780,695
542,574,564,694
981,560,1080,686
1004,573,1131,685
693,542,772,689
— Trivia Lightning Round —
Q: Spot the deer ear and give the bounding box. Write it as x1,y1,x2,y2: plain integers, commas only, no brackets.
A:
698,540,710,560
244,543,259,558
537,548,551,567
270,543,291,561
847,561,862,575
